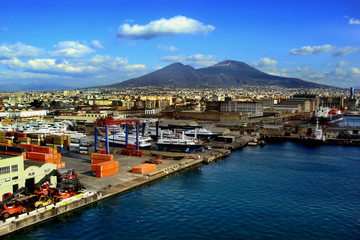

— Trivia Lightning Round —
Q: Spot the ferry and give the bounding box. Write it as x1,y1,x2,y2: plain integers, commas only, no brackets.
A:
184,127,218,140
156,131,203,153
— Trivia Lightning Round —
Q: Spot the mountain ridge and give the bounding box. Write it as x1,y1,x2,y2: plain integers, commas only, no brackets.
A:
108,60,328,89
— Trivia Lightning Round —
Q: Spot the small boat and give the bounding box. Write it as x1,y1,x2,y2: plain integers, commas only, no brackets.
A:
248,138,259,146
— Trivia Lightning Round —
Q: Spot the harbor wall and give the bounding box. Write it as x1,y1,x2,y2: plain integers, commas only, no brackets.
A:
0,192,99,236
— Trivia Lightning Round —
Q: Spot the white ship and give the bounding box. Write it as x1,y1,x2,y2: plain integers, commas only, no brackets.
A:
184,127,218,139
101,131,152,149
156,131,203,153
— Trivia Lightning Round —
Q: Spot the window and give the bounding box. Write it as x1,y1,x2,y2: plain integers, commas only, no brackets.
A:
11,165,18,173
12,176,18,180
0,166,10,175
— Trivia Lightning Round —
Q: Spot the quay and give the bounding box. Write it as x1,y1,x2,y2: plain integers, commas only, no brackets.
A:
0,137,249,236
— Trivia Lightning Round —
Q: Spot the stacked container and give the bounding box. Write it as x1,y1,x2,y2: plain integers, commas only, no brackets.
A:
132,163,156,174
19,144,65,169
45,134,71,152
0,145,26,159
69,140,94,154
0,131,14,145
90,153,118,178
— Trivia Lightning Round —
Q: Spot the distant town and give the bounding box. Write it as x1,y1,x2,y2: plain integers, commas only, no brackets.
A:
0,86,358,131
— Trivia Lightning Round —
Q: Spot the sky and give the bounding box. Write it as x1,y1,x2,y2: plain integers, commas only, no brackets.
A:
0,0,359,90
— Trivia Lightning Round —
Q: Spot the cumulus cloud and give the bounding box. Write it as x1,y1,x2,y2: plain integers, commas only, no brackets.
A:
90,40,104,49
157,45,179,52
344,16,360,25
290,44,360,57
290,44,335,55
251,58,278,68
0,54,148,81
49,41,94,58
117,16,215,40
332,46,360,57
0,42,43,59
0,57,98,76
349,18,360,25
160,54,217,67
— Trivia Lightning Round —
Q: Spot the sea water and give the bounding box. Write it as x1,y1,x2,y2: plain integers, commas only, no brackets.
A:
5,142,360,240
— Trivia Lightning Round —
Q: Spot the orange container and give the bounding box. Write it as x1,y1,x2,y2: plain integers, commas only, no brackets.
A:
56,162,66,169
91,158,113,164
95,167,118,178
91,153,113,161
0,143,12,146
92,161,119,172
32,146,54,154
18,143,34,151
132,164,156,174
27,152,54,162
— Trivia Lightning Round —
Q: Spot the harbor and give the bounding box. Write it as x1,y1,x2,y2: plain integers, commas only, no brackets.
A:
0,114,359,236
0,131,242,236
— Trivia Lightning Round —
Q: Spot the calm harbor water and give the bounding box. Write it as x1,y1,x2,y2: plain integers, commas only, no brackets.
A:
6,140,360,240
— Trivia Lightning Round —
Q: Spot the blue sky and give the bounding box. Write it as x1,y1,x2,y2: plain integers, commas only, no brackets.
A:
0,0,359,89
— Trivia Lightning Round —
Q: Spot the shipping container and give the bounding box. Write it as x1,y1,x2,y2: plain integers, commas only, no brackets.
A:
91,153,114,161
91,158,113,164
18,143,33,152
94,167,118,178
27,152,54,162
92,161,119,172
32,146,54,154
132,164,156,174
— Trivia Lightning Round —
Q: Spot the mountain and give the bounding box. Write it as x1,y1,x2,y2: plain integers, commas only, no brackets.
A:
108,60,327,89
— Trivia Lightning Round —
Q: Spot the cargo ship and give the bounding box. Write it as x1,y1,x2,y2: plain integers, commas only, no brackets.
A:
312,106,345,123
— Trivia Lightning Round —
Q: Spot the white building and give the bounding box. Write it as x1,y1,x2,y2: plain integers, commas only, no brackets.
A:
220,101,263,117
7,109,48,118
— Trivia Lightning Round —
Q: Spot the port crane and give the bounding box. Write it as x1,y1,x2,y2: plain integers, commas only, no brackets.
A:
94,117,159,154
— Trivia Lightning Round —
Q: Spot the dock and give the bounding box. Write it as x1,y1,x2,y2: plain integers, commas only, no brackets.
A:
0,138,247,236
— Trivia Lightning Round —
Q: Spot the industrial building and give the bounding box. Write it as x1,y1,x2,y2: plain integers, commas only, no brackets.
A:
0,154,57,199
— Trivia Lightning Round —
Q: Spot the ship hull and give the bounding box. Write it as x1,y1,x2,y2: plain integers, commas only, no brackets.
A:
311,114,344,123
156,143,203,153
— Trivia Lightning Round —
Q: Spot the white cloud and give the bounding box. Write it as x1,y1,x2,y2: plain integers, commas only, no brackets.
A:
49,41,94,58
349,18,360,25
160,54,217,67
290,44,360,57
117,16,215,40
0,57,25,69
332,46,360,57
351,67,360,74
290,44,335,55
0,54,148,82
90,40,104,49
157,45,180,52
251,58,278,68
0,42,43,59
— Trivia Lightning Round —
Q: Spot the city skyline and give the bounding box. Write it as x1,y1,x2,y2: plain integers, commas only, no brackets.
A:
1,0,359,90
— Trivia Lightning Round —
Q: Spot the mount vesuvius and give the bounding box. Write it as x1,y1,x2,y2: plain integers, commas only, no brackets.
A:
107,60,327,89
